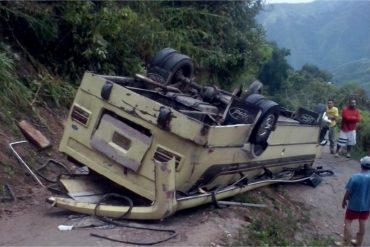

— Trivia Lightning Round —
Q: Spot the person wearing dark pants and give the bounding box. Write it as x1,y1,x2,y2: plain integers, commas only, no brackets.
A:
319,99,339,154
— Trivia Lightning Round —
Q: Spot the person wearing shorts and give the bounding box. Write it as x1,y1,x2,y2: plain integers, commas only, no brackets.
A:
335,99,360,158
335,156,370,246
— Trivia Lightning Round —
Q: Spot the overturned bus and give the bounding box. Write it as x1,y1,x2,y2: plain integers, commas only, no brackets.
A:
48,48,323,220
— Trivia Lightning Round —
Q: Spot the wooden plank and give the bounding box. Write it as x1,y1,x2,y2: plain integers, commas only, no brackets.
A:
17,120,52,149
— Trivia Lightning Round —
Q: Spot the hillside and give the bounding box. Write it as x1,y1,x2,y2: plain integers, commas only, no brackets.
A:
331,58,370,87
258,0,370,86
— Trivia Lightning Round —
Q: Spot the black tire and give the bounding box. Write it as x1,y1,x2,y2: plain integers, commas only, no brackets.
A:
147,48,178,84
161,53,193,84
245,94,265,105
249,99,280,145
148,48,177,69
247,80,263,95
252,143,268,157
254,111,278,143
147,50,193,85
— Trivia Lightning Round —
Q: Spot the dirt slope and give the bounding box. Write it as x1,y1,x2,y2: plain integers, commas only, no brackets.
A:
0,146,365,246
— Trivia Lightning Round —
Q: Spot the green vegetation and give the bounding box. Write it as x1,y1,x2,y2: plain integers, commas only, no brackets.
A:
0,46,75,119
257,42,370,156
225,189,333,246
1,1,368,146
0,1,370,243
332,58,370,94
3,165,15,178
0,50,31,109
0,1,269,89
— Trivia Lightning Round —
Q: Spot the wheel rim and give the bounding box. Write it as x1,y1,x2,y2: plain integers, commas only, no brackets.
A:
299,114,316,125
257,114,276,137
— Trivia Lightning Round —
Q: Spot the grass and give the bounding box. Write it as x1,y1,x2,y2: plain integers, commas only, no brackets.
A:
30,73,76,108
0,51,32,110
1,46,76,111
0,47,75,181
0,48,75,131
224,188,334,247
2,165,15,178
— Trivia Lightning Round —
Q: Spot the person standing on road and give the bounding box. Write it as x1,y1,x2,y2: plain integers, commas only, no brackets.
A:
335,99,361,158
319,99,339,154
336,156,370,247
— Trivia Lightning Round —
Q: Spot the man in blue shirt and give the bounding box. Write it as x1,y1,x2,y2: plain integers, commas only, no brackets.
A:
336,156,370,246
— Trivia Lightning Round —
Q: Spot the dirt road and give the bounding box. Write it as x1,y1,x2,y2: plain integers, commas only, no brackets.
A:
286,149,367,244
0,148,366,246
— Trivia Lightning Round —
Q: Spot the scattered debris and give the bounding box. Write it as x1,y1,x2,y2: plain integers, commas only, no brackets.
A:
9,140,45,188
9,141,70,190
0,184,16,202
217,201,267,208
57,225,73,231
35,159,70,183
70,216,114,229
17,120,51,150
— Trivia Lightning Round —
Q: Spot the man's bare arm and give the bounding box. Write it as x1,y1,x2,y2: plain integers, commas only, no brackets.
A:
342,190,350,209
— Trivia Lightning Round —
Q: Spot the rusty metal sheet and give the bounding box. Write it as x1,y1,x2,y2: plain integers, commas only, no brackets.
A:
59,176,107,203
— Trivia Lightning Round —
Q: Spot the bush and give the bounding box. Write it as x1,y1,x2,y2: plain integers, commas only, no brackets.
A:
0,50,31,109
356,109,370,154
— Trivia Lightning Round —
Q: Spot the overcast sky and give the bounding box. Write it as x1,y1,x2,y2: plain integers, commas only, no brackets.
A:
266,0,370,3
266,0,314,3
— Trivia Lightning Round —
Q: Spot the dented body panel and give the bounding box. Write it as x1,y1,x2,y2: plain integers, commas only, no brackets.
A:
51,68,322,220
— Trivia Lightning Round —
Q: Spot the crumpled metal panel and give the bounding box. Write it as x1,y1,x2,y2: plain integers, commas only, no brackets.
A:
91,114,152,172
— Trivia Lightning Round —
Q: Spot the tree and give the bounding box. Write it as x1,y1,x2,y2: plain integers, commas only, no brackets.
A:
155,1,269,89
271,62,336,110
258,42,291,95
299,64,332,82
0,1,269,88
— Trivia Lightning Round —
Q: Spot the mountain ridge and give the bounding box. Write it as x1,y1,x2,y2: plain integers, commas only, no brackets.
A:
258,1,370,72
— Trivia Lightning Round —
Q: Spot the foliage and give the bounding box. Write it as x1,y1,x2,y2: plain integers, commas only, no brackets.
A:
0,2,59,64
258,42,291,94
3,165,15,178
59,1,147,78
226,189,333,246
299,64,332,82
332,58,370,95
0,46,74,112
156,1,270,88
28,74,75,108
356,110,370,154
1,1,370,156
267,63,336,110
0,2,370,245
335,82,368,108
0,49,31,109
0,1,269,90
